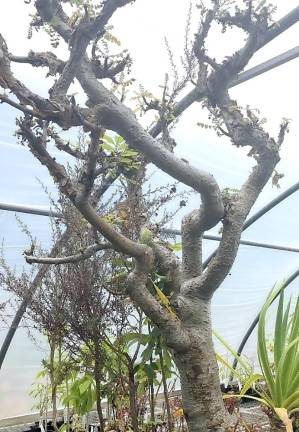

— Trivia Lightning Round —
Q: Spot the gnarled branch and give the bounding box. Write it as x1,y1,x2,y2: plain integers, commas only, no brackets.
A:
25,242,113,264
18,119,149,259
51,0,133,100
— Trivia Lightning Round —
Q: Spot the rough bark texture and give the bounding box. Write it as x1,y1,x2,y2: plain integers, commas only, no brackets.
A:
128,362,139,432
159,351,173,432
94,345,105,432
171,300,232,431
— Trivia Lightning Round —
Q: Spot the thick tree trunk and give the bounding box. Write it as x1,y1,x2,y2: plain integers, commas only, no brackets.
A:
172,300,231,432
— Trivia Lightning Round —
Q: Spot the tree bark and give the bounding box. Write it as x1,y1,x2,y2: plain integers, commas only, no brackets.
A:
94,343,105,432
49,340,59,432
149,380,156,432
128,362,139,432
172,300,231,432
159,351,173,432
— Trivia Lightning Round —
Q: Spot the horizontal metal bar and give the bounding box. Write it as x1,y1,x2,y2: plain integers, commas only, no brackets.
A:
231,45,299,87
164,229,299,254
1,202,299,254
0,201,61,218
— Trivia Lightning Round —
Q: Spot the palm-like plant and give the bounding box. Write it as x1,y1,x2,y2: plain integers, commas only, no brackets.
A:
217,280,299,431
254,282,299,429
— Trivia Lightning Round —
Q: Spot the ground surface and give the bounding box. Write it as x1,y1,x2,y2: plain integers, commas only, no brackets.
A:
0,405,273,432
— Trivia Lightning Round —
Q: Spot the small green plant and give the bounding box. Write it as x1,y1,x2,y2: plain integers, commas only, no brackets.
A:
254,282,299,429
61,372,96,417
30,368,51,420
214,329,255,387
218,279,299,431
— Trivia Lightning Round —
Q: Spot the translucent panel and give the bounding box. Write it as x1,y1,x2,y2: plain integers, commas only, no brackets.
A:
212,246,299,360
0,0,298,420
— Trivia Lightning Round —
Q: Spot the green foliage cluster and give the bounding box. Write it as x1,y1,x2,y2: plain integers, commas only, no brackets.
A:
31,322,178,430
124,321,176,396
101,134,140,179
217,279,299,429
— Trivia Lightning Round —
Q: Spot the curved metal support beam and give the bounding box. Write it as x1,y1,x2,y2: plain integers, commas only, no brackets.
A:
1,180,299,370
0,229,69,370
230,267,299,377
1,184,299,370
202,181,299,268
2,203,299,254
0,297,29,370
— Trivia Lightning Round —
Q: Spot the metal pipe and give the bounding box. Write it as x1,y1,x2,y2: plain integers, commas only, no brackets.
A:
164,230,299,254
0,201,61,218
2,202,299,254
0,297,30,370
230,268,299,376
202,181,299,268
230,46,299,88
261,6,299,48
243,181,299,230
0,229,70,370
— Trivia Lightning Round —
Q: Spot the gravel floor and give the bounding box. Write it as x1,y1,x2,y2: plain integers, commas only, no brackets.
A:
238,404,271,430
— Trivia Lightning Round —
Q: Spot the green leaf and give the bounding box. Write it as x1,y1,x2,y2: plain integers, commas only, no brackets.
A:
141,345,155,363
140,228,152,246
152,280,177,319
79,379,91,395
257,285,279,401
257,278,299,414
223,394,271,408
240,374,264,396
36,369,48,379
115,135,125,145
216,353,243,382
169,243,182,252
123,149,138,157
274,289,285,368
143,364,155,383
101,142,115,153
122,332,150,346
103,134,115,145
213,330,251,374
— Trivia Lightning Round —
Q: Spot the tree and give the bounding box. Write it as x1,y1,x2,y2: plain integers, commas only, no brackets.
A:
0,177,183,430
0,1,291,431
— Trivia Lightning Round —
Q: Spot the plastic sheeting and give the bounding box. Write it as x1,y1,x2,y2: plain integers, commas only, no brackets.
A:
0,0,299,419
